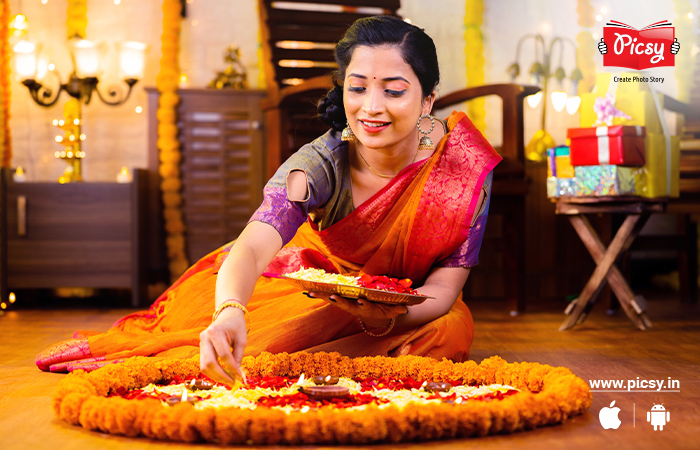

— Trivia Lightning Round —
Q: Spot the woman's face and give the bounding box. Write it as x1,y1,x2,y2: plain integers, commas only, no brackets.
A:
343,45,434,152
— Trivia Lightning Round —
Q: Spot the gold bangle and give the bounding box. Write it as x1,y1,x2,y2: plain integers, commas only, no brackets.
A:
212,300,249,323
359,317,395,337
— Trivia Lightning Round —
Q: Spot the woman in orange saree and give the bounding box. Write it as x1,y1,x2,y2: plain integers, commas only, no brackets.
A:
36,16,501,381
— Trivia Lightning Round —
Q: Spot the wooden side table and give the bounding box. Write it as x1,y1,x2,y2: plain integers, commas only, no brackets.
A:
0,168,150,306
555,197,667,331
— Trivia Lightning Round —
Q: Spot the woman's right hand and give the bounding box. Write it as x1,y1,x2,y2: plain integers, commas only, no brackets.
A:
199,307,247,386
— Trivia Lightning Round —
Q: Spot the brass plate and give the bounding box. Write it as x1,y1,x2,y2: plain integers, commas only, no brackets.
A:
281,276,431,305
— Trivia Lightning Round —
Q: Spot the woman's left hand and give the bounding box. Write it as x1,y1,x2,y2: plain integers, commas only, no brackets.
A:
307,292,408,328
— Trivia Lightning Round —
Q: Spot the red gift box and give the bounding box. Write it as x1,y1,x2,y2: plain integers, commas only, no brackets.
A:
567,125,646,166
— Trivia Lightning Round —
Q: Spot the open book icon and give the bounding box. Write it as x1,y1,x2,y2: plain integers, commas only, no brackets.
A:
603,20,675,70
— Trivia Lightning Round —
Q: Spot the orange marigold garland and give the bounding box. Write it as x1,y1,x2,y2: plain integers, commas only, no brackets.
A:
157,0,189,281
53,352,592,444
0,0,11,168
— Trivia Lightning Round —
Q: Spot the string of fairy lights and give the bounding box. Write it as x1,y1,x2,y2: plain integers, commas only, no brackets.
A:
0,293,16,311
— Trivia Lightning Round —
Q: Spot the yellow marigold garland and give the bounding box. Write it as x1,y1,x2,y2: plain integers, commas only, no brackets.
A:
53,352,592,444
576,0,596,94
66,0,87,39
673,0,694,104
464,0,486,135
158,0,189,281
0,0,11,167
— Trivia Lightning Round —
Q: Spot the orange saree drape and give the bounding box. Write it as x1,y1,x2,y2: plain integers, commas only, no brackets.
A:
36,112,501,373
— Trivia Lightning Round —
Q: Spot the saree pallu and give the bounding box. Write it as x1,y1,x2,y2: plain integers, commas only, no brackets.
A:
36,112,501,373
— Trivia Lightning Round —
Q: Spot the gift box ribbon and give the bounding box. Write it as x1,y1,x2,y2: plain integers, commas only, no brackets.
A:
595,125,643,165
595,126,610,164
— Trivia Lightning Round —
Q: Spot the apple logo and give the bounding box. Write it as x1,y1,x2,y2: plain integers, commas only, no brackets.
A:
599,400,622,429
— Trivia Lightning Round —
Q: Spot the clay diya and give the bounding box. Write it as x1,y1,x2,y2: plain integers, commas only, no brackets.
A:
424,382,452,393
166,389,198,406
299,385,349,400
311,375,340,385
187,378,214,391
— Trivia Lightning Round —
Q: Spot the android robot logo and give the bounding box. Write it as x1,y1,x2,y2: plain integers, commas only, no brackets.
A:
647,404,670,431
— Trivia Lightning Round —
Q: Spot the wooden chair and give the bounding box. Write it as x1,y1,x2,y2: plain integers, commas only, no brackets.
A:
433,84,540,313
257,0,401,179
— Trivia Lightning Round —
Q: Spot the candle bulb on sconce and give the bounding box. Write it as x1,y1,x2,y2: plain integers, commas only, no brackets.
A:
12,40,39,80
527,91,543,109
566,96,582,115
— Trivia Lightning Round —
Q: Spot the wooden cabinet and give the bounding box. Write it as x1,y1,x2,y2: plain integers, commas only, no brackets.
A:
0,168,150,306
148,88,266,263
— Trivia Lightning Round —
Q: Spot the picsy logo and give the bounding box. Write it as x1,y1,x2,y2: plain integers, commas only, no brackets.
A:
598,20,679,70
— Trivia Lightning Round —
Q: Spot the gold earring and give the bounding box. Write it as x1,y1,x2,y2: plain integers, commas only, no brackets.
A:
417,114,435,150
341,122,356,142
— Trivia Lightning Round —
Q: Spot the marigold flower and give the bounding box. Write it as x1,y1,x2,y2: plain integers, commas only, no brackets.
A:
52,351,592,444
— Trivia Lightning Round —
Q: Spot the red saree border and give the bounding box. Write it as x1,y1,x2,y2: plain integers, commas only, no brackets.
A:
314,146,432,235
311,111,501,283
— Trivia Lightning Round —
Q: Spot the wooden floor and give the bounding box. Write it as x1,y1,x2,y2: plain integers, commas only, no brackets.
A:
0,294,699,450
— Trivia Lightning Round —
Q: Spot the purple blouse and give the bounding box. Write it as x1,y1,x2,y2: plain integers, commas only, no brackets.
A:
249,130,493,268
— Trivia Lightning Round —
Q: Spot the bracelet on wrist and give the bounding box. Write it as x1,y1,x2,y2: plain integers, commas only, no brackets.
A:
212,299,250,325
359,317,395,337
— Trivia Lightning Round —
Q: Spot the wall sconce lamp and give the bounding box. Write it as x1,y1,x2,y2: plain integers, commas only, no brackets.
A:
508,34,583,162
12,38,146,108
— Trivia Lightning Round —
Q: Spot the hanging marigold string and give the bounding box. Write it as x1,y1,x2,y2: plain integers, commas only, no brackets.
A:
673,0,694,103
257,27,266,90
52,352,592,445
158,0,189,281
464,0,486,135
66,0,87,39
575,0,596,95
0,0,12,167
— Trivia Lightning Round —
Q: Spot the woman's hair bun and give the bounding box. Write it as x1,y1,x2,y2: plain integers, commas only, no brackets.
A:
317,83,346,132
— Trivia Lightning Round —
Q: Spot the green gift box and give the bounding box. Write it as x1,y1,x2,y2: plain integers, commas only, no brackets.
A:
546,177,576,198
573,165,639,197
